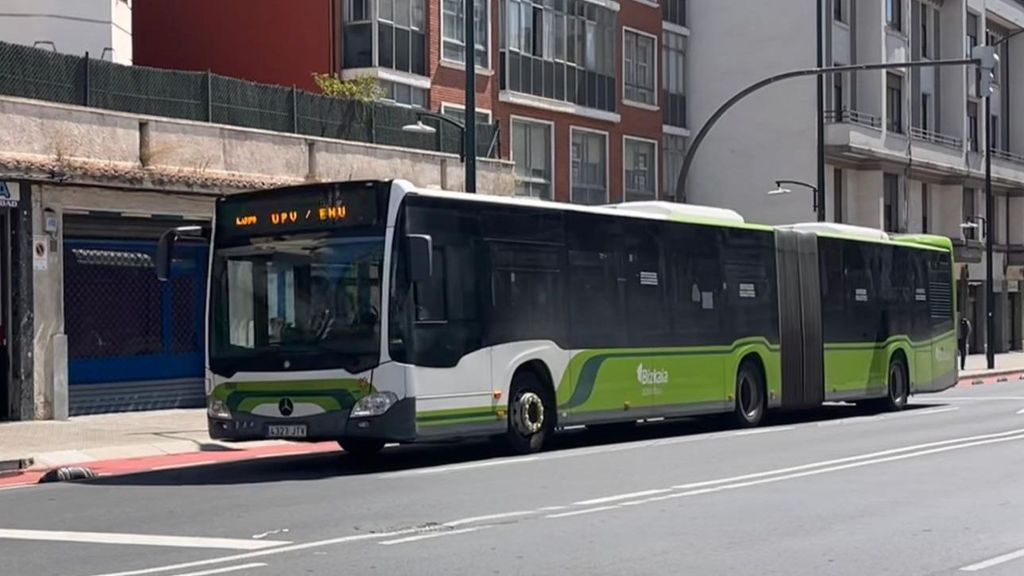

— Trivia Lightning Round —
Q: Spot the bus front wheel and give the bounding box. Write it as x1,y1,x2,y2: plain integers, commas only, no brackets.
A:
503,370,554,455
733,361,766,428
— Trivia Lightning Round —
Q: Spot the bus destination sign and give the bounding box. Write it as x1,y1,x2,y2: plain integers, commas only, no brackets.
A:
217,183,386,239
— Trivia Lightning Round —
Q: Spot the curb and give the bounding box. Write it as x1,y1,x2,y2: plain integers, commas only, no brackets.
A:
957,370,1024,387
0,442,339,490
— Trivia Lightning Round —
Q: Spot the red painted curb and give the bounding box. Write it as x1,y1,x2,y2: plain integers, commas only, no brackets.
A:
956,371,1024,388
0,442,340,490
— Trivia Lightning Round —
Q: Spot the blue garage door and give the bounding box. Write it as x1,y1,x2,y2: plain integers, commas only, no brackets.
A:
64,239,208,415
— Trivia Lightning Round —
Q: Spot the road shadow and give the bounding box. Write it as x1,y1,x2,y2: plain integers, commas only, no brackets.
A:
86,401,947,488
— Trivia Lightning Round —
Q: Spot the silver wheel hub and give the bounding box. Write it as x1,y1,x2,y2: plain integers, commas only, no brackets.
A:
511,392,545,436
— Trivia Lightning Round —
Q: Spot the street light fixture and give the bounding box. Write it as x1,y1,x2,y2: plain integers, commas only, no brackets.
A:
401,111,467,164
767,179,819,214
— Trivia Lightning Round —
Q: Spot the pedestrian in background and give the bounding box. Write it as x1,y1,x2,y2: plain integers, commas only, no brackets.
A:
959,316,972,370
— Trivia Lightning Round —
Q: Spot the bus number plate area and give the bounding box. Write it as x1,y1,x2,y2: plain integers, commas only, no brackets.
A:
266,424,308,438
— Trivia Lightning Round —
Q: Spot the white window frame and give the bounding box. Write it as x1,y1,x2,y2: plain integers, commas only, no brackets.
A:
622,136,658,202
440,103,494,124
440,0,493,71
622,27,658,109
569,126,610,205
510,114,556,200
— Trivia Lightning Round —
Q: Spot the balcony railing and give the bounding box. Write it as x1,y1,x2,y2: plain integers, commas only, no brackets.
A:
909,126,963,150
825,108,882,129
991,148,1024,164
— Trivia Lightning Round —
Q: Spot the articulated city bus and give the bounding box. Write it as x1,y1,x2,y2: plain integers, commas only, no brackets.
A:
156,179,957,456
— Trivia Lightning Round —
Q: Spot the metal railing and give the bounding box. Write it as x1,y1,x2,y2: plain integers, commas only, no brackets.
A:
991,148,1024,164
909,126,964,149
824,108,882,129
0,40,500,159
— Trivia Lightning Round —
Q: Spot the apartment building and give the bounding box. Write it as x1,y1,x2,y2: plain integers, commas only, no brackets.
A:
688,0,1024,355
134,0,688,205
0,0,133,64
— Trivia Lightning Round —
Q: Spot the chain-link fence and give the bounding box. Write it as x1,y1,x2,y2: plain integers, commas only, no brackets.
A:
0,41,500,159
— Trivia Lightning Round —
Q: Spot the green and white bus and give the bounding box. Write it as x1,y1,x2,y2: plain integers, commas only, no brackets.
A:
156,179,957,456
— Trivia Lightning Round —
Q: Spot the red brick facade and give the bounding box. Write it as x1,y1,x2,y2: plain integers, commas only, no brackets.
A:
134,0,670,203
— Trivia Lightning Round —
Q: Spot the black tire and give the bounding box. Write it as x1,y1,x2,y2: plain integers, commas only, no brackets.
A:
338,438,385,458
881,356,909,412
503,370,554,455
733,361,766,428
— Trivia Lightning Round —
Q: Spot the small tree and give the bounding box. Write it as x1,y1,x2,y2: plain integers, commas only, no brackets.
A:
312,73,383,102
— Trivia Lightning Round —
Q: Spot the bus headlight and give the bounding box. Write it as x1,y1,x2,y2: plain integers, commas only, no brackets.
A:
208,398,232,420
350,392,399,418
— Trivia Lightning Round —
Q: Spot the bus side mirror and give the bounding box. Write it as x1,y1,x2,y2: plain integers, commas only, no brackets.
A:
155,229,177,282
407,234,433,282
156,226,205,282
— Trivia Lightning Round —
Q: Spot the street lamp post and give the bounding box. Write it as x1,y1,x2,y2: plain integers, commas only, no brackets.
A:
463,0,477,194
815,0,825,222
981,29,1023,369
675,57,982,205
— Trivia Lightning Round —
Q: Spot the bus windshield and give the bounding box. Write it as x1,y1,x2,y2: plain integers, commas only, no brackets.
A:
209,233,385,375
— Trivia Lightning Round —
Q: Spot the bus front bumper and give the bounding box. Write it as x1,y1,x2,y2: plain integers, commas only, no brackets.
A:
208,397,417,443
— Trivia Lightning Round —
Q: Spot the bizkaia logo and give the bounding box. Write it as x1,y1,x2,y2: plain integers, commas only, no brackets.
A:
636,363,669,386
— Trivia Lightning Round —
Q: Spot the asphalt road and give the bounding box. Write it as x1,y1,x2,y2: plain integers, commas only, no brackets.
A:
3,382,1024,576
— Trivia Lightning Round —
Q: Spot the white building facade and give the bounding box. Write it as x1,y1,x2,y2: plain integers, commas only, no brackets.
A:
685,0,1024,355
0,0,133,64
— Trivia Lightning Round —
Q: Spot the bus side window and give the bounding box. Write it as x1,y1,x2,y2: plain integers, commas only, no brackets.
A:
670,225,721,344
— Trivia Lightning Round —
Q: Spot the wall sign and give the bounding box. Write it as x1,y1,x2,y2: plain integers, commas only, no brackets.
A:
0,182,19,208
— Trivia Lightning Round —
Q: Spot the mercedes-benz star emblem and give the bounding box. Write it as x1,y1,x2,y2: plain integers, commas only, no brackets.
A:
278,398,294,416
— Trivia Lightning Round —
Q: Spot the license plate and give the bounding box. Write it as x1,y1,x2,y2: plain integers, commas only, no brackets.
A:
267,424,307,438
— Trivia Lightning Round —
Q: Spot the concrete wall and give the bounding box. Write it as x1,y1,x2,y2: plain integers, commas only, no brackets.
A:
687,0,818,225
0,0,131,64
0,96,515,195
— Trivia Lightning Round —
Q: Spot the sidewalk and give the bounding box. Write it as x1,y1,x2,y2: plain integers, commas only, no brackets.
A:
958,351,1024,378
0,409,303,474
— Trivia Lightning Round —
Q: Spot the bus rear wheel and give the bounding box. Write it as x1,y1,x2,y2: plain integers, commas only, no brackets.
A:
881,356,909,412
338,438,385,458
503,370,554,455
733,361,766,428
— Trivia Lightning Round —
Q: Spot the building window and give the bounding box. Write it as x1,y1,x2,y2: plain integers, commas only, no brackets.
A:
571,129,608,205
886,0,902,31
624,138,656,202
967,13,979,52
833,168,843,223
345,0,427,75
886,73,903,133
380,80,427,107
833,0,845,23
921,183,929,233
501,0,617,112
831,69,845,111
968,101,979,151
663,0,685,27
662,31,686,127
624,29,656,106
440,104,492,126
920,2,929,57
662,134,686,202
962,187,976,240
992,114,1001,151
884,174,900,232
442,0,489,68
920,92,930,131
512,118,553,200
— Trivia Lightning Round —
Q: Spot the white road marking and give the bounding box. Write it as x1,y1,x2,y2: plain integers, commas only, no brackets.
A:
378,457,540,478
378,526,492,546
0,529,290,550
574,489,672,506
443,511,534,527
167,563,267,576
960,547,1024,572
904,407,960,417
734,426,795,436
546,505,620,519
86,528,431,576
935,397,1024,401
559,432,1024,517
538,505,568,512
151,461,216,472
1017,407,1024,415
